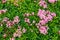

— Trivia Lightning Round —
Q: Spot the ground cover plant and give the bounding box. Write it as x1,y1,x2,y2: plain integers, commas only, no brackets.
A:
0,0,60,40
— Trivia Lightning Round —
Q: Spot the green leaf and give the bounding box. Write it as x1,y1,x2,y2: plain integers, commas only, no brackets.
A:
0,27,3,32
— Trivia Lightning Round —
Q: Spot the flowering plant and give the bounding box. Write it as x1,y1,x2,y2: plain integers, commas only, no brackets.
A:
0,0,60,40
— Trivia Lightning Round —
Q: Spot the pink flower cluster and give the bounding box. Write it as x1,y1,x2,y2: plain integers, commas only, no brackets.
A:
24,18,30,23
13,16,20,24
39,0,47,8
48,0,57,3
0,9,7,14
39,0,57,8
37,9,56,35
6,21,14,28
24,12,35,25
38,9,56,21
39,26,49,35
13,26,26,37
36,23,49,35
1,16,20,28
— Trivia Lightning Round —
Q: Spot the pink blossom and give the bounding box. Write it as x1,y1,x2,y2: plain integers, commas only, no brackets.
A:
39,20,46,25
40,10,46,15
37,9,56,35
13,26,23,37
40,13,46,19
6,21,14,28
10,37,15,40
48,0,57,3
37,23,41,27
13,16,20,24
37,9,46,19
37,9,42,16
43,4,47,8
17,31,22,37
0,9,7,14
47,14,53,21
3,34,7,38
18,26,21,31
22,28,26,33
44,17,49,23
13,33,19,37
46,10,51,15
32,12,34,15
1,9,7,13
13,31,22,37
39,26,49,35
39,0,47,8
51,13,56,17
2,17,9,22
36,23,42,29
2,0,7,3
24,18,30,23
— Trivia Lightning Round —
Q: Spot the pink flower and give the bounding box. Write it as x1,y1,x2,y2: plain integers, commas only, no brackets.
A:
0,9,7,14
44,17,49,23
10,37,15,40
39,0,47,8
37,23,41,27
6,21,14,28
32,12,34,15
51,13,56,17
39,20,46,25
46,10,51,15
13,31,22,37
36,23,42,29
43,3,47,8
2,17,9,22
37,9,56,35
13,26,23,37
18,26,21,31
37,9,42,16
24,18,30,23
13,33,19,37
2,0,7,3
17,31,22,37
22,28,26,33
38,9,46,19
3,34,7,38
39,26,49,35
13,16,20,24
48,0,57,3
47,14,53,21
39,10,46,15
1,9,7,13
